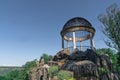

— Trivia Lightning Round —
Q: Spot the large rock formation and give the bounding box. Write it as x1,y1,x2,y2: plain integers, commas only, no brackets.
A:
28,49,119,80
53,49,120,80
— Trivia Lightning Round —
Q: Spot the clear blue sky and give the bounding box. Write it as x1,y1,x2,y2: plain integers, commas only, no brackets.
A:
0,0,120,66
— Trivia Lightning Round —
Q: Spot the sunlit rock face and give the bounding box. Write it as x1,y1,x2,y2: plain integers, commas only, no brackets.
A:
28,65,49,80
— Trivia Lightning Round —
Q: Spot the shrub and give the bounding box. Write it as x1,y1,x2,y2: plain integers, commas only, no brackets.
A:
58,70,71,80
49,66,59,78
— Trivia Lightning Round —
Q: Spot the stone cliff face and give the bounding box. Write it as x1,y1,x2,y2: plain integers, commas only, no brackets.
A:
28,49,119,80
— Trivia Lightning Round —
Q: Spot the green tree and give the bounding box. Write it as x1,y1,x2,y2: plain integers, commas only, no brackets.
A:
21,59,37,80
98,3,120,66
41,53,50,64
0,76,8,80
22,59,37,72
0,60,37,80
6,70,20,80
0,69,25,80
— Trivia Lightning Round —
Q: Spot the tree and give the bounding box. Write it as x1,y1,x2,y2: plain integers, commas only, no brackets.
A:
0,76,8,80
41,53,50,64
6,70,21,80
0,70,26,80
98,3,120,66
0,60,37,80
22,59,37,72
21,59,37,79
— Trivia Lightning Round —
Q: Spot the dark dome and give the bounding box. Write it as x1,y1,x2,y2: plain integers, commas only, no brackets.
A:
63,17,92,30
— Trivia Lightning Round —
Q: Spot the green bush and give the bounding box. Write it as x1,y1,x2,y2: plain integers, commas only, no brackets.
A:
0,76,8,80
58,70,71,80
49,66,59,78
68,78,76,80
98,67,110,75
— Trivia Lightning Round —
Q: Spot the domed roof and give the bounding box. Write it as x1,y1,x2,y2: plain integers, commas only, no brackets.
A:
63,17,92,30
61,17,95,41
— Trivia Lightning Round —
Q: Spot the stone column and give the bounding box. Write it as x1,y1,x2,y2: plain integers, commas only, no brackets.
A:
72,32,76,49
80,41,82,51
62,38,64,50
67,40,69,50
90,32,94,50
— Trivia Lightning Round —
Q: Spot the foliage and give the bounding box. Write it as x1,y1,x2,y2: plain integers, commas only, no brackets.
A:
96,48,117,64
0,76,8,80
6,70,23,80
68,78,76,80
20,59,37,80
49,66,74,80
96,48,120,74
49,66,58,78
98,3,120,50
57,70,71,80
22,59,37,72
117,52,120,66
98,3,120,69
98,3,120,66
98,67,109,75
0,60,37,80
0,70,26,80
41,53,51,64
0,67,23,76
0,54,53,80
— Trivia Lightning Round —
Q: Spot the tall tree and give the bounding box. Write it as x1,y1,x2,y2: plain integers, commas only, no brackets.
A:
98,4,120,50
98,3,120,65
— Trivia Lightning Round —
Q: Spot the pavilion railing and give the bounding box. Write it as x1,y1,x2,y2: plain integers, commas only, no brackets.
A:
64,46,96,53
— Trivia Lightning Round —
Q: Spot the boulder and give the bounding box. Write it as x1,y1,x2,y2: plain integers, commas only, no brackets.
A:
62,60,98,79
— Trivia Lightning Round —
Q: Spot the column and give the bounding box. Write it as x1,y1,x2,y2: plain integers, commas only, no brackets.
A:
72,32,76,49
80,41,82,51
67,40,69,50
62,38,64,50
90,33,94,50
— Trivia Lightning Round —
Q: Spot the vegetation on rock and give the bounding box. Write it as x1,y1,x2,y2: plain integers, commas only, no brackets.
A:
58,70,71,80
49,65,59,78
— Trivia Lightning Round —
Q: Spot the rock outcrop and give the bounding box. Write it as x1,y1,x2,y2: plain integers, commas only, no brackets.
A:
28,64,49,80
53,49,120,80
28,49,119,80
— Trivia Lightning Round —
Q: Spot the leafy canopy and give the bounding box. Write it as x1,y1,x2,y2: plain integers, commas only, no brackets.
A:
98,3,120,51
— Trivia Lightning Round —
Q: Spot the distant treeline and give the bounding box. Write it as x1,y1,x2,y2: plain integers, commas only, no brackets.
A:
0,66,23,76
